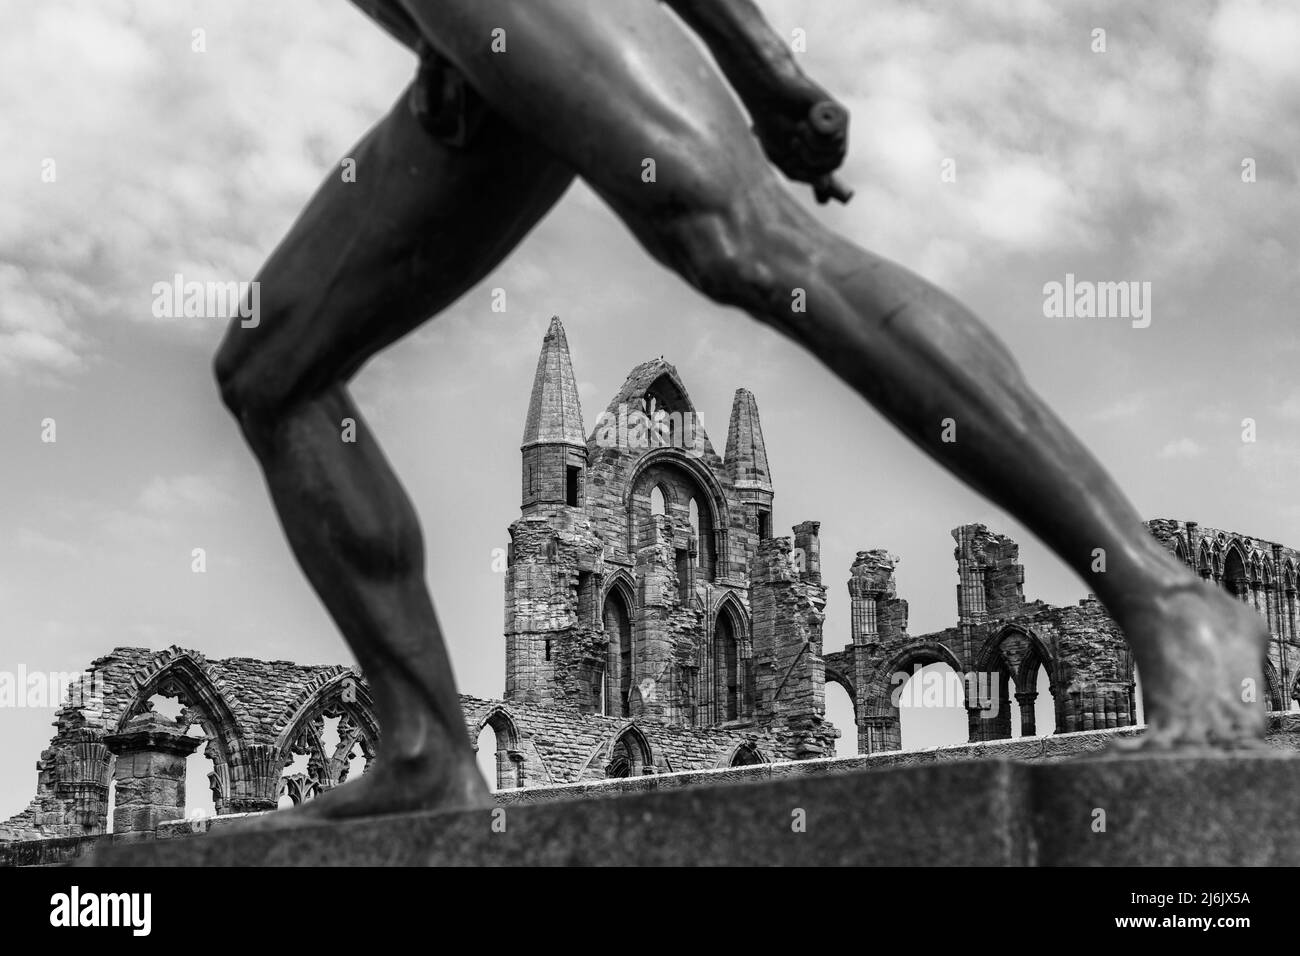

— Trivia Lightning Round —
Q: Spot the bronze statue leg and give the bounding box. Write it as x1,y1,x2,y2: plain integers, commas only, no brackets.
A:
404,0,1267,747
215,83,575,824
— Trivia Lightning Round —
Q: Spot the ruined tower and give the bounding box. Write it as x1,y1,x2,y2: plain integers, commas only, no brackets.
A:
502,317,835,758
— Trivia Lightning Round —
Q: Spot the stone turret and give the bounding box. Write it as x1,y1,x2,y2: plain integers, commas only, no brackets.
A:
724,388,774,542
520,316,587,511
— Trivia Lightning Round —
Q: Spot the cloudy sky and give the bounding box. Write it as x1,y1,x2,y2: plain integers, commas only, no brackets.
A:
2,0,1298,817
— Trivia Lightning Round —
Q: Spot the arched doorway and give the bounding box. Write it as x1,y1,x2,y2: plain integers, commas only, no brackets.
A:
896,662,970,750
475,709,522,791
713,607,740,722
603,584,634,718
824,677,858,756
605,726,653,778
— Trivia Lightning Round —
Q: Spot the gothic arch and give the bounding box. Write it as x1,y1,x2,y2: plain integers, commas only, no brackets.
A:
1263,658,1284,712
602,574,636,718
116,649,252,817
1223,542,1250,597
865,642,967,717
120,649,245,766
975,624,1059,688
709,594,748,722
857,641,967,753
1197,540,1213,577
624,448,732,544
274,669,380,794
605,723,655,778
720,741,768,768
714,590,748,627
475,705,524,790
824,666,855,706
601,569,637,614
475,705,521,750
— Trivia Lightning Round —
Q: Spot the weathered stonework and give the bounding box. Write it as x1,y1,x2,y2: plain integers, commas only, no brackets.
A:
502,317,832,759
826,519,1300,755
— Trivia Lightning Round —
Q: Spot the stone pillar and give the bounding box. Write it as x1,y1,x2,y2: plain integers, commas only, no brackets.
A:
714,528,729,579
967,671,1012,742
55,732,114,834
1060,683,1132,733
861,713,900,753
953,527,988,667
1015,691,1038,737
1186,520,1200,569
105,713,203,835
225,744,283,814
633,513,675,719
847,550,898,754
792,521,822,585
751,536,830,759
1273,543,1289,706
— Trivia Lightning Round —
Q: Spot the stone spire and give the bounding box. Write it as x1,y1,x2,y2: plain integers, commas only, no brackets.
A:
724,388,772,490
521,316,585,448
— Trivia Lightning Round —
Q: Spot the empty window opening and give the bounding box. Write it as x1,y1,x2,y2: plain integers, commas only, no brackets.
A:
566,466,580,506
650,485,666,516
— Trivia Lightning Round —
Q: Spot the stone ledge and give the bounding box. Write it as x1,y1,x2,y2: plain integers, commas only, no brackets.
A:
87,760,1032,866
1033,750,1300,866
79,752,1300,867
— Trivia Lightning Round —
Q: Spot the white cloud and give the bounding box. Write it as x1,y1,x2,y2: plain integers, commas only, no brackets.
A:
1273,392,1300,421
137,474,231,514
1160,438,1206,459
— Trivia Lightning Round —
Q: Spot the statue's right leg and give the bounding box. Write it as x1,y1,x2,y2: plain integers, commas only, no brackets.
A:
404,0,1270,747
214,81,574,824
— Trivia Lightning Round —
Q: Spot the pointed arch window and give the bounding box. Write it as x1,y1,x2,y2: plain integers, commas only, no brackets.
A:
650,485,666,516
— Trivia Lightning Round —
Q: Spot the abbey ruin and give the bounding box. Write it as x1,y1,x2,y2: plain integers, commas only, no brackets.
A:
4,317,1299,852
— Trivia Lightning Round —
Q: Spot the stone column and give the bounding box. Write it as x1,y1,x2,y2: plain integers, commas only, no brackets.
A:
1015,691,1038,737
55,732,114,834
793,521,822,585
848,550,898,754
105,713,203,836
225,744,283,814
861,713,900,753
633,514,675,719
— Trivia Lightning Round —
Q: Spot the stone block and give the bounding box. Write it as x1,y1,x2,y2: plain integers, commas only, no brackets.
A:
84,760,1031,866
1031,751,1300,866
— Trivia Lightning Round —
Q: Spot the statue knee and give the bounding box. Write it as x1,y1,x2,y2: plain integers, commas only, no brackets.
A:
213,333,289,425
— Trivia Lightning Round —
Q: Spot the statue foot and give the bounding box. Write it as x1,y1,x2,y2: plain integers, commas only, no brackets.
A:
230,752,492,832
1110,578,1271,753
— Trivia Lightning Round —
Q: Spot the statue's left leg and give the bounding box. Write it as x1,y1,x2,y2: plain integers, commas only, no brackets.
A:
215,80,575,826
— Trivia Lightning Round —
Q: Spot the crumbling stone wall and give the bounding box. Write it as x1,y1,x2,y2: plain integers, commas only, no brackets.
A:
0,643,797,844
502,320,835,751
829,519,1300,755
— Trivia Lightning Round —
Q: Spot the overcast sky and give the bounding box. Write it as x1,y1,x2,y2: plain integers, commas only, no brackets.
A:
2,0,1299,817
